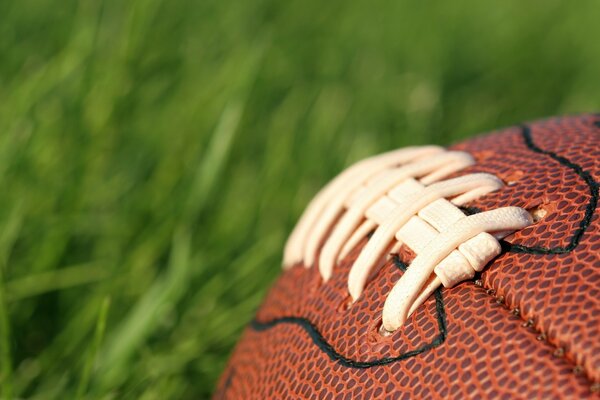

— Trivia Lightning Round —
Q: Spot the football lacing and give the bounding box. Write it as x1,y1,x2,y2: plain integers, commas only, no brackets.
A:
283,146,532,332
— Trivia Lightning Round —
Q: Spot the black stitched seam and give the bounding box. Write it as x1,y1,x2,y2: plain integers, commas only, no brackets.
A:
502,124,599,254
250,256,447,369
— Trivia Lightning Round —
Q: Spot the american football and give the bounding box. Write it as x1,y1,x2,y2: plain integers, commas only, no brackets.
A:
215,114,599,399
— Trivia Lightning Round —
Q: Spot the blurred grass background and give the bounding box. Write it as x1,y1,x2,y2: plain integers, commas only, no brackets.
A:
0,0,599,398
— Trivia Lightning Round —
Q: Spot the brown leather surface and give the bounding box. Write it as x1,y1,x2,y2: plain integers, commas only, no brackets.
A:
214,114,600,399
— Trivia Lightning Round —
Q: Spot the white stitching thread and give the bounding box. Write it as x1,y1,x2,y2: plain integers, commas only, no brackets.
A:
283,146,533,332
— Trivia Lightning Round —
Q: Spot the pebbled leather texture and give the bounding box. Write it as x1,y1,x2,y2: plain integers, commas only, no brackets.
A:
214,114,600,399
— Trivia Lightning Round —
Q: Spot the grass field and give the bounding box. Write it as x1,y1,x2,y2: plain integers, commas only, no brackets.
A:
1,0,599,398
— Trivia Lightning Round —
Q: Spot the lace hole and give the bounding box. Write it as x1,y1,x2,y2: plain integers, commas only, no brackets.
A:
337,296,353,312
374,319,394,338
527,203,556,223
379,325,394,337
504,170,524,186
475,150,495,161
366,319,394,345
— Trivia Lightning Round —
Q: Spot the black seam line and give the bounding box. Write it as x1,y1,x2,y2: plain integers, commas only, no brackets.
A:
250,256,447,369
502,124,599,255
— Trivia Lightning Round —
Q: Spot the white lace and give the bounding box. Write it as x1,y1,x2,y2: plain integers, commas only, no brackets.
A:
283,146,532,332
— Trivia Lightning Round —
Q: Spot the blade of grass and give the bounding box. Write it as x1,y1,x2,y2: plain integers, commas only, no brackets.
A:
0,263,12,399
184,98,244,220
184,38,267,222
76,296,111,400
5,263,109,302
0,205,23,399
96,227,192,389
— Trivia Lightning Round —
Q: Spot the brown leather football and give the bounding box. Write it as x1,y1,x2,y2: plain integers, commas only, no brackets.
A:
214,114,600,399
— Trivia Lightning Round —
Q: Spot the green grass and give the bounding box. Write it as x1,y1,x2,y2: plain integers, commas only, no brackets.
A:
0,0,599,398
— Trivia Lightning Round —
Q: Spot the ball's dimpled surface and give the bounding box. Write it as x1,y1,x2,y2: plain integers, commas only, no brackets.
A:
215,115,600,399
